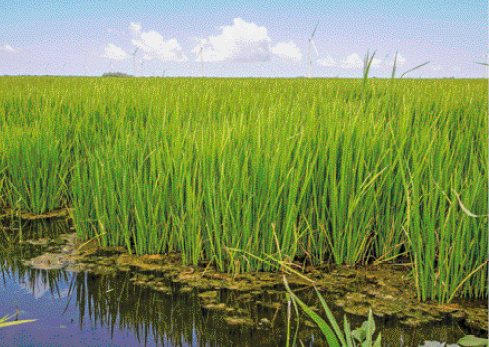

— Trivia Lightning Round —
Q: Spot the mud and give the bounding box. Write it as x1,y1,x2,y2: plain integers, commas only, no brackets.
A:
18,231,488,336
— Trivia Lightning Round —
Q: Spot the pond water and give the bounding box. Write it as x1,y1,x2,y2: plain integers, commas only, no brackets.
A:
0,219,485,347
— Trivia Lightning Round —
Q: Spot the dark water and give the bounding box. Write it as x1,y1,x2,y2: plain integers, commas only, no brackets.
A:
0,219,483,347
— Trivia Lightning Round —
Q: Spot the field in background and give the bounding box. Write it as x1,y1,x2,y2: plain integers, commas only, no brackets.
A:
0,76,487,303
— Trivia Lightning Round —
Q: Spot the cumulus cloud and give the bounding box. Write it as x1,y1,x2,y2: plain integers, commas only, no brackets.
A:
332,53,383,69
271,41,302,62
102,44,128,60
317,54,336,67
0,44,18,53
131,26,188,62
191,18,272,63
369,57,382,68
385,53,406,66
129,22,142,36
339,53,364,69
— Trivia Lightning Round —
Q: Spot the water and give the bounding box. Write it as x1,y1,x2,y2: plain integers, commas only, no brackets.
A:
0,220,484,346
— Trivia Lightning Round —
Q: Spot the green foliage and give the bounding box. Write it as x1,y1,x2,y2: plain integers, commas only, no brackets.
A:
457,336,489,347
283,276,382,347
0,58,487,303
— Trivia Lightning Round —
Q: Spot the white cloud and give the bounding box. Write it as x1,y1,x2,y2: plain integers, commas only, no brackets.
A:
317,54,336,67
191,18,272,63
129,22,142,36
339,53,364,69
432,65,442,71
315,52,382,69
0,44,18,53
271,41,302,62
334,53,382,69
370,57,382,68
385,53,407,66
132,29,188,62
102,44,128,60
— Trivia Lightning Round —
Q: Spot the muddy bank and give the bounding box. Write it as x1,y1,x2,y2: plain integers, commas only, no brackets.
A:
18,231,488,337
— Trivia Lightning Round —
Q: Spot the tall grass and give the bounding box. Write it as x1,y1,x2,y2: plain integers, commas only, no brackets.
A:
0,70,486,303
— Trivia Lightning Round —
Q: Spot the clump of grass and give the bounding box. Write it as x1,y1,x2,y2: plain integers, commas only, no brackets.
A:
0,53,486,303
284,275,382,347
1,125,71,215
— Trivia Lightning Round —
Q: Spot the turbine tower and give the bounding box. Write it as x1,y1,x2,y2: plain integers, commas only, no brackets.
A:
307,19,320,78
258,42,270,78
486,52,488,79
83,54,88,76
132,48,139,76
196,46,204,77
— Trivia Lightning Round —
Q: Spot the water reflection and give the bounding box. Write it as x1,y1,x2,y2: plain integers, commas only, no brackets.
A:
0,218,482,346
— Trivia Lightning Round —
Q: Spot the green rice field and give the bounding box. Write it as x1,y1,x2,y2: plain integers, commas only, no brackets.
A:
0,75,487,304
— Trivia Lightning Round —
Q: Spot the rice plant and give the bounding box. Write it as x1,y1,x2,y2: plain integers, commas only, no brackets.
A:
0,65,486,303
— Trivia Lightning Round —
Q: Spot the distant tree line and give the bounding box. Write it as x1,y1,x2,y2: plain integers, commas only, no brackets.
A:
102,72,133,77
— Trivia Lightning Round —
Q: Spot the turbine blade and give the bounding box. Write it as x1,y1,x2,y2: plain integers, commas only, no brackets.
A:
133,48,139,56
311,19,319,39
311,39,319,56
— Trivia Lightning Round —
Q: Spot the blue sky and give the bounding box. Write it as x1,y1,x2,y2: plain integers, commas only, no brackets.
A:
1,0,487,78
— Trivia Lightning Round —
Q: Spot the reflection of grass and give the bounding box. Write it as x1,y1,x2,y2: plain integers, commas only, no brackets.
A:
284,274,488,347
0,313,37,329
284,275,381,347
230,244,487,347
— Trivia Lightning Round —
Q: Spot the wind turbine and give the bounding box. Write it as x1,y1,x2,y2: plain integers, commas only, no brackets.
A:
473,52,488,79
140,60,144,76
132,48,139,76
307,19,320,78
258,58,265,78
485,52,488,79
258,43,270,78
196,45,204,77
80,48,89,76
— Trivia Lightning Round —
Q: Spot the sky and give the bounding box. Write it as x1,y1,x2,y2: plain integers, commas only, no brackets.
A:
1,0,487,78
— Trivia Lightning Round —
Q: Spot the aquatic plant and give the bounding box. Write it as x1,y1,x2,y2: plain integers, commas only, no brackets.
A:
457,335,488,347
283,274,488,347
0,54,487,303
283,275,382,347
